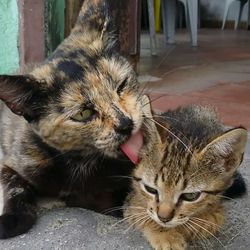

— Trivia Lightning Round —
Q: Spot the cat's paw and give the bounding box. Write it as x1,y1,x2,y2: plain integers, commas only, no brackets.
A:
147,231,187,250
151,239,187,250
0,213,36,239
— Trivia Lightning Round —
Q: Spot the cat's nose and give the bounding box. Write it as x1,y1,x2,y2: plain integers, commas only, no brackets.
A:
115,117,134,135
157,208,175,223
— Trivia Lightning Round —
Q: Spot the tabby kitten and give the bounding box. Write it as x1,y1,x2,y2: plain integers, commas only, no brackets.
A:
124,98,247,250
0,0,144,238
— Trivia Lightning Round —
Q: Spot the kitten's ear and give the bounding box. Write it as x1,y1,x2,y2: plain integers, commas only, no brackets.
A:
199,128,248,173
75,0,112,37
141,95,167,143
0,75,42,121
141,95,153,119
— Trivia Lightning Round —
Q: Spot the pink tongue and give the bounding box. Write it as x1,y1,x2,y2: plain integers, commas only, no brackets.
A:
120,130,143,164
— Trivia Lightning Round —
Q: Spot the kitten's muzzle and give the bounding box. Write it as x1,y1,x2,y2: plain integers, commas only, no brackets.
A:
115,117,134,136
157,208,175,223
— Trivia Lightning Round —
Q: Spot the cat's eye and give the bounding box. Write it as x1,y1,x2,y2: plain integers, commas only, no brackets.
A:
117,79,128,95
71,109,95,122
180,192,201,202
144,184,158,195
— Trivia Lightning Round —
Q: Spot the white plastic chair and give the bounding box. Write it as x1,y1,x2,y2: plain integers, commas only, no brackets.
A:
222,0,248,30
146,0,198,51
162,0,198,47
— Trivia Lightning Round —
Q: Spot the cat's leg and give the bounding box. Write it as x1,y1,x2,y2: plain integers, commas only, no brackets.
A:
0,164,37,238
143,226,187,250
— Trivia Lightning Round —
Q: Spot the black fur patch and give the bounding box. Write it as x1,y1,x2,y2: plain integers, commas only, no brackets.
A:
223,172,247,198
68,50,100,67
57,61,84,80
0,213,36,239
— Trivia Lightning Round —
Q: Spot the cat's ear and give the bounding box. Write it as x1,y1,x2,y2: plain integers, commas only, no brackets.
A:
141,95,167,143
141,95,158,134
141,95,153,119
199,128,248,173
75,0,112,37
0,75,42,121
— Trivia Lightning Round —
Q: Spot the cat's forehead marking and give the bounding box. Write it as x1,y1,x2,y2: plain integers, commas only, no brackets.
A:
57,61,84,80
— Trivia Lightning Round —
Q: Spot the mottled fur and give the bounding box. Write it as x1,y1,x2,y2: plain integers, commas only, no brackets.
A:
0,0,143,238
125,100,247,250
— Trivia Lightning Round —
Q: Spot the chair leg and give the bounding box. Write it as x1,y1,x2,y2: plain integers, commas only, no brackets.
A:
162,0,176,44
235,0,248,30
248,0,250,29
178,0,188,29
186,0,198,46
178,2,184,29
147,0,157,55
222,0,235,30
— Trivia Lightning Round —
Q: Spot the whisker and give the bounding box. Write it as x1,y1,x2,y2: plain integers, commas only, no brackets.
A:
152,114,183,123
139,46,175,89
191,217,228,239
141,94,169,108
189,219,226,249
226,224,250,244
102,205,144,215
124,214,149,233
216,195,238,202
137,87,148,103
109,211,147,229
185,222,211,250
149,114,193,149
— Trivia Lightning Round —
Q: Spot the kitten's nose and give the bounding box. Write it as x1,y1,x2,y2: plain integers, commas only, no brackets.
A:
157,207,175,223
115,116,134,135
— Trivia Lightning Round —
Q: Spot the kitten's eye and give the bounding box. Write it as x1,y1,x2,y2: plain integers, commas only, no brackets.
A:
71,109,95,122
144,184,158,195
117,79,128,95
180,192,201,202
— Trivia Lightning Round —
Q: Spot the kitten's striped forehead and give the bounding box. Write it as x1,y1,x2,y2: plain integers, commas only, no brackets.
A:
138,138,195,188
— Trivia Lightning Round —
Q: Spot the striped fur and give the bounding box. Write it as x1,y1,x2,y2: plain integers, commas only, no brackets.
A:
125,104,247,250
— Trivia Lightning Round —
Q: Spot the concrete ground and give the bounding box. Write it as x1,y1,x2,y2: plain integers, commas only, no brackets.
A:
1,29,250,249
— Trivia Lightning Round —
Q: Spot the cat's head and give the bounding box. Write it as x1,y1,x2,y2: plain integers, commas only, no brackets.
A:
0,0,143,156
128,103,247,229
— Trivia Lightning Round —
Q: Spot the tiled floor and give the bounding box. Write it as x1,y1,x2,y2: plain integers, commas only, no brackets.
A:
139,29,250,129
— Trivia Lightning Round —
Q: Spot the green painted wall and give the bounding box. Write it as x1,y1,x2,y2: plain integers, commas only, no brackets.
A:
0,0,19,74
45,0,65,56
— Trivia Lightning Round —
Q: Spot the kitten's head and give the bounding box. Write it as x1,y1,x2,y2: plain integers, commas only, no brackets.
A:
127,101,247,229
0,0,143,156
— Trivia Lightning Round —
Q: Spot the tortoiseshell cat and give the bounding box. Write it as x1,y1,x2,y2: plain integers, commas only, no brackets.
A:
0,0,144,238
124,97,247,250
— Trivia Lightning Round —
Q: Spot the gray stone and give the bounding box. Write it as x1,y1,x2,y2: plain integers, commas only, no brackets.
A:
0,208,150,250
